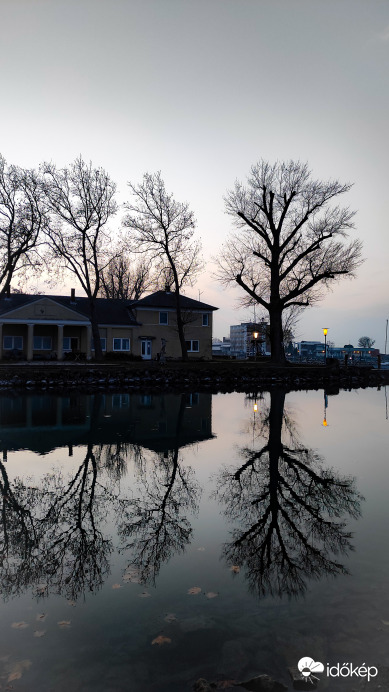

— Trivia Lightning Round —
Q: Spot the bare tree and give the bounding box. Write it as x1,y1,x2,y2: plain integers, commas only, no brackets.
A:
99,253,155,301
358,336,375,349
0,155,47,295
216,160,363,363
123,172,203,360
42,156,118,360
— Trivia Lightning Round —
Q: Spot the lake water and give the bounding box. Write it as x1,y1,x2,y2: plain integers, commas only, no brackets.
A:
0,388,388,691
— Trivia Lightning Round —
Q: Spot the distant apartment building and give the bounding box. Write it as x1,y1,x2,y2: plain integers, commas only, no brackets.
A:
230,321,268,358
212,337,231,357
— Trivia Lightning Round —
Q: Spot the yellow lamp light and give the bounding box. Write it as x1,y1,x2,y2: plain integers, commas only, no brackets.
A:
322,328,328,336
253,403,258,412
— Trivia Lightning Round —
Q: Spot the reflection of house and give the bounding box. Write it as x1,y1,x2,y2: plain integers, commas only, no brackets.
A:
0,289,217,361
0,392,214,455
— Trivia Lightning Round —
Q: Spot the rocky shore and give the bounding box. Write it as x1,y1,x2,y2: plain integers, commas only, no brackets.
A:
0,361,388,393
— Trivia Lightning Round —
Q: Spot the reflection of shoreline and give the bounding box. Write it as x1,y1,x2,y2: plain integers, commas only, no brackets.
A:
0,391,214,454
216,388,364,599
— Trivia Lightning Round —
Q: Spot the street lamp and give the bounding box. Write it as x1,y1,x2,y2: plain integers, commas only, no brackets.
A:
253,331,259,361
322,328,328,366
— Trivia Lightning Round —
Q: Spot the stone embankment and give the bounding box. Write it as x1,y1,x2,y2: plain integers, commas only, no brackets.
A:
0,361,388,393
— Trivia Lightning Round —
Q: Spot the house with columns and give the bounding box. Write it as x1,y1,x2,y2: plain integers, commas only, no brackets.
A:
0,289,217,361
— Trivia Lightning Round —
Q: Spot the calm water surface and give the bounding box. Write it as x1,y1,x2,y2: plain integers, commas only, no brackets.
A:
0,388,388,691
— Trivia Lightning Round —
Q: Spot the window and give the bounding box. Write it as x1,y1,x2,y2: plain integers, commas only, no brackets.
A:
91,337,106,351
113,338,130,351
63,337,79,351
185,340,199,352
33,336,52,350
159,312,168,325
202,313,209,327
3,336,23,350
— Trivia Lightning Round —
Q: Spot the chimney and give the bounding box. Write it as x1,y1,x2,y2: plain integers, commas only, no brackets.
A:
70,288,76,302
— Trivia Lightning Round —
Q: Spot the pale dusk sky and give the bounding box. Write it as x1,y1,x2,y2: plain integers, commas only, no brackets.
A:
1,0,389,348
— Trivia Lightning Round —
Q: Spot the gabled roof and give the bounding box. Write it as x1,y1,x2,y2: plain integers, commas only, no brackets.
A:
130,290,218,311
0,294,139,325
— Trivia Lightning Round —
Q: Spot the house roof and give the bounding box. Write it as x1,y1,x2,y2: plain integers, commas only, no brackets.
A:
0,293,139,325
130,290,218,311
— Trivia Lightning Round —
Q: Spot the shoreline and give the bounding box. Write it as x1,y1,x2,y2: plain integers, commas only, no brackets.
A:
1,361,388,393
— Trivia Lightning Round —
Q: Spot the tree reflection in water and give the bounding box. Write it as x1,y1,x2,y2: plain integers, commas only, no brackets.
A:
0,443,119,601
216,389,364,598
117,395,200,585
0,393,202,599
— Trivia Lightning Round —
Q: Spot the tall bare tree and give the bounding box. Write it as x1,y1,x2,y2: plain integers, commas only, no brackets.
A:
0,155,47,295
42,156,118,360
216,160,363,363
99,253,155,301
123,172,203,360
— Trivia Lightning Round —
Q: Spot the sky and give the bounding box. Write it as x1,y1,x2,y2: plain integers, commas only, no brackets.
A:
1,0,389,349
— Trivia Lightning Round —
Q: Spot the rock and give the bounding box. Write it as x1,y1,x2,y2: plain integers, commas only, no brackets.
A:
216,639,250,677
193,678,214,691
236,675,288,692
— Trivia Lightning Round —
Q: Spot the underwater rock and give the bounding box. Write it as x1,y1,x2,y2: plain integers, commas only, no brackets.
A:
237,674,288,692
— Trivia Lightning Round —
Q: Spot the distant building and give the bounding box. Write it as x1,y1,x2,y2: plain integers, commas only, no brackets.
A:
295,341,379,362
212,337,231,357
296,341,326,359
230,321,268,359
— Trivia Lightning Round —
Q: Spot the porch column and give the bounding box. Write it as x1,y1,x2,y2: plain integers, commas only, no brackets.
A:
57,324,64,360
27,323,34,361
0,323,3,361
86,325,92,360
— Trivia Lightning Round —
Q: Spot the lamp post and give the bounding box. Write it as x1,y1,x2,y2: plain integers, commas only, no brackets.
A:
322,328,328,366
253,331,259,361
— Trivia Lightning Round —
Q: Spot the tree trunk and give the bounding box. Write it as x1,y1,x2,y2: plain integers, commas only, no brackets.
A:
174,290,188,361
269,306,286,364
89,298,103,361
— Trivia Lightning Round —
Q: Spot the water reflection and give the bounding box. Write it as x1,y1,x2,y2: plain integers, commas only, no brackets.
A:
0,444,115,601
0,392,210,600
216,389,364,598
117,396,201,585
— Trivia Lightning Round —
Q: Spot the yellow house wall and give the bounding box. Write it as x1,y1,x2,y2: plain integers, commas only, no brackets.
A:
134,309,213,359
